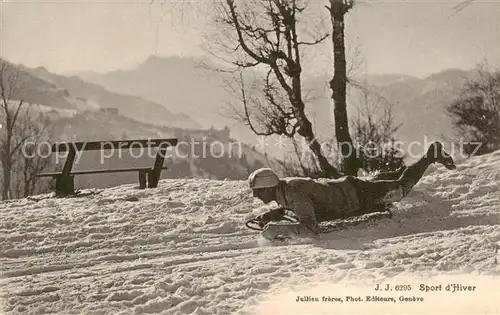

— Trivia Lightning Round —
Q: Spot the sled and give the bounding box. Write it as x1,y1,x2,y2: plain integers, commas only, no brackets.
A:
245,210,392,241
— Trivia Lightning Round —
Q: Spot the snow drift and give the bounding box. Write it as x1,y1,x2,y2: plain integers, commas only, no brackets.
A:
1,150,499,315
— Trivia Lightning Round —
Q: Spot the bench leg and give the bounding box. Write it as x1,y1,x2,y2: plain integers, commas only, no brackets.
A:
55,175,75,197
149,147,167,188
148,170,159,188
139,171,147,189
147,170,154,188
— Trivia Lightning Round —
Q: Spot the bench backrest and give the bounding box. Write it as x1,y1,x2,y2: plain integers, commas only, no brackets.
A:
50,138,178,152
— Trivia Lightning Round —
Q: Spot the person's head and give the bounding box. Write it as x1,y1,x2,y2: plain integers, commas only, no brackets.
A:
248,168,280,204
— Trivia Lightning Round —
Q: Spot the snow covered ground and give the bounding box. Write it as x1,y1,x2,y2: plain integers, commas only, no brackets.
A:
1,150,499,315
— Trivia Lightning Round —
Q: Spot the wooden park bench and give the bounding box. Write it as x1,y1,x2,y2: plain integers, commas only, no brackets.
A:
36,138,178,196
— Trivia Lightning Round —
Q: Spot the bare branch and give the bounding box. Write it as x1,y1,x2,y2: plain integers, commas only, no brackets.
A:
226,0,270,65
298,33,329,46
452,0,474,14
203,0,342,177
10,100,24,131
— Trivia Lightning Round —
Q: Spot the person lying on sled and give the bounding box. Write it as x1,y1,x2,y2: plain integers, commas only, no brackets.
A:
248,141,457,240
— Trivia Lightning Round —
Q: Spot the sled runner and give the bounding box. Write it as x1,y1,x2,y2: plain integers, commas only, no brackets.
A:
245,209,392,241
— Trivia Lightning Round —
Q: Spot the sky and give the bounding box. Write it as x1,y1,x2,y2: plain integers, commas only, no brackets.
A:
0,0,499,78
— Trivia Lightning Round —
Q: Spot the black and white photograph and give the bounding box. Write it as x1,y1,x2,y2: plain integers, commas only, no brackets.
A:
0,0,499,314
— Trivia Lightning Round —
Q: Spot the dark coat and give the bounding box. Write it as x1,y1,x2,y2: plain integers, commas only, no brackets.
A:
274,176,362,225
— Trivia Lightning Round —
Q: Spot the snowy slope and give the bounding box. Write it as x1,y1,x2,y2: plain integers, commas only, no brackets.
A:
1,151,499,315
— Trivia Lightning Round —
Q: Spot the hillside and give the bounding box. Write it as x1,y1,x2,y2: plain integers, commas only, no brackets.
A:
27,66,201,130
0,59,85,111
79,56,228,130
0,58,201,130
1,148,499,314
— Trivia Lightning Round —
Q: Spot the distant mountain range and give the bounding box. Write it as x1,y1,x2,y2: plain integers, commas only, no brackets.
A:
306,69,476,150
354,69,474,144
76,55,475,157
4,59,202,129
77,55,230,130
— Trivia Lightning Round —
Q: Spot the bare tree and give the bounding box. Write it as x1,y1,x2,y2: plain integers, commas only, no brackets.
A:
280,137,325,177
12,109,53,198
447,63,500,155
210,0,343,179
0,59,30,200
0,59,53,199
351,86,405,173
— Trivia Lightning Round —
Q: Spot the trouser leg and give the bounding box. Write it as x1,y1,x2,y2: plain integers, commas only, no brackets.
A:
347,176,404,212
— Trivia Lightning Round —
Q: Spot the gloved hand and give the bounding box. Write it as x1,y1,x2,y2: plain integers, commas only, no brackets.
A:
255,207,286,227
254,212,270,228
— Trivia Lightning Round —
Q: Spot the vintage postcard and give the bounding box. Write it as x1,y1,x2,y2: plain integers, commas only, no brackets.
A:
1,0,499,314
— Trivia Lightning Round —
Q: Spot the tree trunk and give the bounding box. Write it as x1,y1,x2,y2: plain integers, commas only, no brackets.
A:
23,159,31,198
1,126,12,200
2,160,11,200
329,0,359,176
